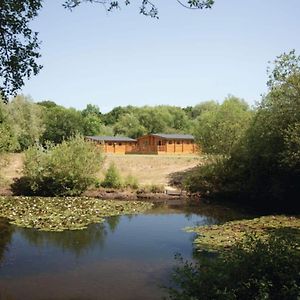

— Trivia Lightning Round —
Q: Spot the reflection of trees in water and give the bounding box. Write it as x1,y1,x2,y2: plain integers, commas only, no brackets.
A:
106,215,121,233
189,203,248,223
0,218,14,264
150,202,246,223
19,222,112,256
146,202,247,260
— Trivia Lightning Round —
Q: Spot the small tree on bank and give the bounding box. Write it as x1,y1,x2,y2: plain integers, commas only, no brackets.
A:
101,163,123,189
18,135,103,196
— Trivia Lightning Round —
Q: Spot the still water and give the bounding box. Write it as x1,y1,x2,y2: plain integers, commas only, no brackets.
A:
0,202,241,300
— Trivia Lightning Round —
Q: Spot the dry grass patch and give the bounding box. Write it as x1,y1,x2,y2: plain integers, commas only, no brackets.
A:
97,154,200,186
0,153,24,187
0,153,202,191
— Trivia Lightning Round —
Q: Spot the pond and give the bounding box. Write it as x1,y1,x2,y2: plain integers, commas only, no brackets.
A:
0,201,243,300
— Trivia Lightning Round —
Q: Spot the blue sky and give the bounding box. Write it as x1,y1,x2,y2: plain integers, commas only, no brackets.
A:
21,0,300,112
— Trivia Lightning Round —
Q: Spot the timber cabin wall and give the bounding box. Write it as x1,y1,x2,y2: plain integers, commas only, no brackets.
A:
85,136,137,154
103,141,137,154
134,135,158,154
166,139,195,154
135,134,197,154
86,135,197,154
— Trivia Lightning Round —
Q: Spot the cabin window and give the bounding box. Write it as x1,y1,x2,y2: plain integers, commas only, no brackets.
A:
108,143,112,146
168,141,173,144
176,141,181,145
119,143,122,146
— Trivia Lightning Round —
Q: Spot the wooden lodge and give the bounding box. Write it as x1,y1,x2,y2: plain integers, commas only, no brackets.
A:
86,134,197,154
85,136,137,154
132,134,196,154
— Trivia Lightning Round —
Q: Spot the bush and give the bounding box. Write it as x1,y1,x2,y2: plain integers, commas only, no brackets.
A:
137,184,165,194
183,158,228,195
124,174,139,190
149,184,165,193
101,163,123,189
166,234,300,300
15,135,103,196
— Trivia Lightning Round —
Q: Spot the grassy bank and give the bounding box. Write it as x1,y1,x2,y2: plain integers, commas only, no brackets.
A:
0,196,153,232
0,153,200,191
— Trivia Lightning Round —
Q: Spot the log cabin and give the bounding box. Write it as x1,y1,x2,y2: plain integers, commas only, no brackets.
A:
132,134,197,154
85,136,137,154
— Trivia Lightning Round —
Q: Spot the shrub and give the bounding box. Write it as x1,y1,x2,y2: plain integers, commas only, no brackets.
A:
137,184,165,194
15,135,103,196
101,163,123,189
149,184,165,193
183,158,229,195
166,233,300,300
124,174,139,190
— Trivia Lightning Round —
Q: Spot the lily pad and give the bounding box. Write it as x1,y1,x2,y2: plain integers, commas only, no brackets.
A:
186,215,300,252
0,196,153,232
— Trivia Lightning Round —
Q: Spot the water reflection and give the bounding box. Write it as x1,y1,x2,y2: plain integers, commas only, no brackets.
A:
149,201,244,224
0,203,245,300
19,222,110,256
0,218,14,264
106,215,121,233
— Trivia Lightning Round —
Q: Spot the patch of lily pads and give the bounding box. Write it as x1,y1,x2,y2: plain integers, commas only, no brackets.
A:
0,196,153,232
186,215,300,252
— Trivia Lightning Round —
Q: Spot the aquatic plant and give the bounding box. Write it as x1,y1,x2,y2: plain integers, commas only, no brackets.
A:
0,196,152,232
186,215,300,251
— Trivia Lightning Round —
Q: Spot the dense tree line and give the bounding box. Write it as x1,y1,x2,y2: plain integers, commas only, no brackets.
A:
0,95,251,152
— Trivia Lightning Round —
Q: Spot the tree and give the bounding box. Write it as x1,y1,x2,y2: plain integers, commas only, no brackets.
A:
0,0,214,100
20,135,103,196
166,234,300,300
81,104,103,136
63,0,215,18
102,105,137,125
8,95,45,150
83,114,103,136
41,106,85,144
0,0,42,101
0,95,44,152
81,104,102,118
184,100,218,119
185,51,300,212
0,100,19,152
194,96,253,155
36,100,58,109
114,113,147,138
